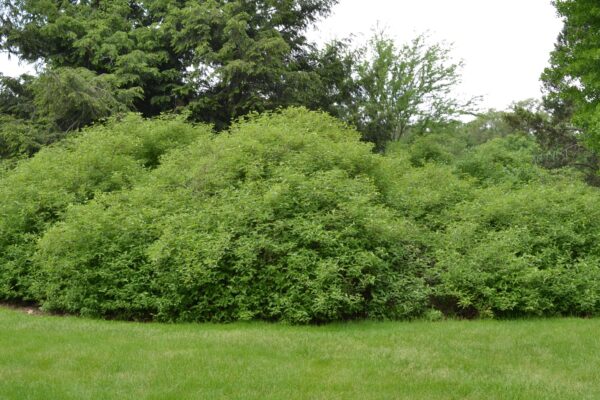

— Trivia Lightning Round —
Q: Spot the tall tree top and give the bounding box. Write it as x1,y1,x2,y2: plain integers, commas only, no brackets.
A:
542,0,600,151
0,0,337,123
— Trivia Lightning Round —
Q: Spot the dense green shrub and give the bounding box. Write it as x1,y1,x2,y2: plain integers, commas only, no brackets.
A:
0,116,54,161
31,68,141,132
35,109,431,323
380,161,475,230
434,182,600,317
456,135,543,186
4,107,600,324
385,130,600,319
0,114,210,301
388,134,463,167
405,136,456,167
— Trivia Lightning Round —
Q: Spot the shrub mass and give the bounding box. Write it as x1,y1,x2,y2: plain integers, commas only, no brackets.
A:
0,114,209,301
1,108,600,323
35,109,430,322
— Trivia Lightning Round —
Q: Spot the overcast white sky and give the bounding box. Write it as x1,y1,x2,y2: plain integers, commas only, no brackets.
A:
0,0,563,112
308,0,563,111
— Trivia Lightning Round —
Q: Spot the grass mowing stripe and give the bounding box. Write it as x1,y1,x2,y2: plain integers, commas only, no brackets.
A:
1,308,599,399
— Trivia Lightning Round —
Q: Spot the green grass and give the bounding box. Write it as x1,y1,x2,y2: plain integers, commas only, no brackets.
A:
1,309,600,399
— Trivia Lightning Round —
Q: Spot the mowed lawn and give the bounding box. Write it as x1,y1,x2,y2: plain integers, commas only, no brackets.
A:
1,308,600,399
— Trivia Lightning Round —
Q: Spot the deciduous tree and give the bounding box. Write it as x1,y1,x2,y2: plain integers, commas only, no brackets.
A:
349,33,477,150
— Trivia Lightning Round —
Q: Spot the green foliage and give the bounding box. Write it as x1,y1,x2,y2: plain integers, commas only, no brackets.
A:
0,69,140,161
0,73,35,119
1,0,188,116
380,143,474,231
434,182,600,317
347,33,477,149
1,2,484,149
0,0,338,126
383,163,474,231
179,0,339,128
462,109,515,146
542,0,600,157
456,135,542,186
2,107,600,324
399,135,459,167
31,67,142,131
0,115,51,160
501,99,600,185
34,108,430,323
0,73,51,162
0,114,210,301
302,39,361,120
383,122,600,319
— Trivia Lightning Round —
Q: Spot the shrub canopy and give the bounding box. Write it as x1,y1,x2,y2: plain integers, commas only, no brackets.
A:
1,108,600,323
0,114,209,301
34,109,430,323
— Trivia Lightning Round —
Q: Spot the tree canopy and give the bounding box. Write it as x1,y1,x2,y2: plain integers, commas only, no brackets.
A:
346,33,478,150
0,0,338,127
542,0,600,153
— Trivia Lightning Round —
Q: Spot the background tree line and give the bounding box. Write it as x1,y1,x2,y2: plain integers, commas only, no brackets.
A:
1,0,600,185
0,0,476,157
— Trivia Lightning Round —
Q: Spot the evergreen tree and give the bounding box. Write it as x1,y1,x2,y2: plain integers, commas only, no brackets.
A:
1,0,338,127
